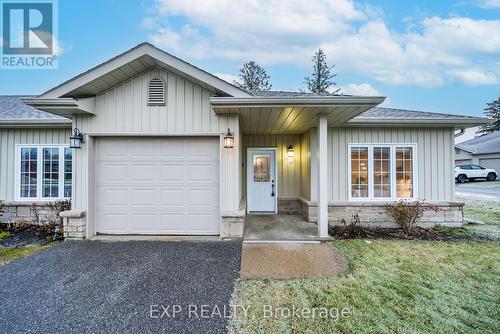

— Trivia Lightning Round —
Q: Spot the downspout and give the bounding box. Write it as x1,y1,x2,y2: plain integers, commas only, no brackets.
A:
454,128,465,137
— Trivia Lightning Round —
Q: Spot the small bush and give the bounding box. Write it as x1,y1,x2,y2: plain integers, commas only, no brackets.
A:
339,213,366,238
385,200,441,236
11,219,31,231
0,199,4,212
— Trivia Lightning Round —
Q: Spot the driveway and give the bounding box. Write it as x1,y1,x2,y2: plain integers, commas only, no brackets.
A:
456,182,500,200
0,241,241,334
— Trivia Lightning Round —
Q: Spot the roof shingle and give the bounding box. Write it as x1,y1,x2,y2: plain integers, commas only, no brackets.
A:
0,95,66,120
456,131,500,154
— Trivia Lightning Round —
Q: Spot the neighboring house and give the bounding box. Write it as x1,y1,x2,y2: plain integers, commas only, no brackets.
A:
0,43,488,239
455,132,500,177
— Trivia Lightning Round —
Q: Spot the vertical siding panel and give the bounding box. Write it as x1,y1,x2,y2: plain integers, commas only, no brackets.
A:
176,79,185,132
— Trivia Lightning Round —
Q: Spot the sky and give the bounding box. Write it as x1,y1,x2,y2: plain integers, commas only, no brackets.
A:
0,0,499,117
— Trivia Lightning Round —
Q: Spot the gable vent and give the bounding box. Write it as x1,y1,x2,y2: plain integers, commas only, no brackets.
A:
148,77,166,105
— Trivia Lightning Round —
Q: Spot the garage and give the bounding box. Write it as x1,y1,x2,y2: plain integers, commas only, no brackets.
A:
479,158,500,179
95,137,220,235
455,159,471,166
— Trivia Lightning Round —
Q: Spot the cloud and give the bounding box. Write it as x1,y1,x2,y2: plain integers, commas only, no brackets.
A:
144,0,500,87
339,83,382,96
474,0,500,8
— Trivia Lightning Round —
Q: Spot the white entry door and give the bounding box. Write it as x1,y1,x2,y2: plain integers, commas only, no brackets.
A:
95,137,219,235
247,148,277,213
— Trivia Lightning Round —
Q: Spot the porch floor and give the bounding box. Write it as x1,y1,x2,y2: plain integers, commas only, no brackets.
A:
243,214,318,241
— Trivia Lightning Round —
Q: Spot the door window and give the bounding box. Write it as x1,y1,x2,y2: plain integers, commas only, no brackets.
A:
253,155,270,182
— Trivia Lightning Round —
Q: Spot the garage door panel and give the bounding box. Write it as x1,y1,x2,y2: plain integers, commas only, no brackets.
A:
96,137,219,235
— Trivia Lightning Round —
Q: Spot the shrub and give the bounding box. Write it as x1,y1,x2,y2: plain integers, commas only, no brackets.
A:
385,200,441,236
339,213,366,238
0,199,4,212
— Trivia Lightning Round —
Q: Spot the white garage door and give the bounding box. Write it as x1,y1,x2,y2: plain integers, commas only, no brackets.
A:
479,158,500,179
95,137,219,235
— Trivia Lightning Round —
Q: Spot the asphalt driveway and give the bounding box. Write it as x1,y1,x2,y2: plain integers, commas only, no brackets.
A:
456,182,500,200
0,241,241,334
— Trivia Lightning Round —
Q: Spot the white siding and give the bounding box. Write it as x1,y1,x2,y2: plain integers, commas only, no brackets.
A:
300,130,311,200
0,127,70,201
72,66,241,220
319,127,456,202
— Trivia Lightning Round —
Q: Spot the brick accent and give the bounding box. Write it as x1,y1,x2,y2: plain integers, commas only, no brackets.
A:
61,210,86,240
277,198,302,215
297,198,463,228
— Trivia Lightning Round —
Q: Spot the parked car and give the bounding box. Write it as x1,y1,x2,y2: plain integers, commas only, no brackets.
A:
455,164,497,183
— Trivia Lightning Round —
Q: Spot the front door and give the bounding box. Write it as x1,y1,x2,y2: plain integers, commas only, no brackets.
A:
247,148,277,213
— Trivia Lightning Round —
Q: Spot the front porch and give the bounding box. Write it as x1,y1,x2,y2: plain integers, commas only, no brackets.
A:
243,214,318,242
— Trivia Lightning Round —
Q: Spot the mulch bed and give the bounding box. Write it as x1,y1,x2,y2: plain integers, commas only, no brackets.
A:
0,225,59,247
329,225,497,241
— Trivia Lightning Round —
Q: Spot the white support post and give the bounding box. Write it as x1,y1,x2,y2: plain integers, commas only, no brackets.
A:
317,114,329,238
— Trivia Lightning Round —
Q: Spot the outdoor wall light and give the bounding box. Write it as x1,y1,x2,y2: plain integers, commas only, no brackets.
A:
224,128,234,149
287,144,295,164
70,128,85,149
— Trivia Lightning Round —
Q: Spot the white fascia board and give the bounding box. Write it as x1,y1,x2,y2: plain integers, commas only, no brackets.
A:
0,118,71,128
21,97,95,117
210,96,386,108
347,117,489,128
39,43,250,98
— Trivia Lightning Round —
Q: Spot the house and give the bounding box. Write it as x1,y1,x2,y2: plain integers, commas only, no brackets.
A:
455,131,500,177
0,43,488,239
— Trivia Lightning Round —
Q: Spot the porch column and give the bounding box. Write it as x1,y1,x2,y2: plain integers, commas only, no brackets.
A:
317,114,329,238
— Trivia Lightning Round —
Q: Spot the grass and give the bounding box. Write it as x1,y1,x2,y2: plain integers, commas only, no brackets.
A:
460,197,500,238
230,240,500,333
0,245,53,266
0,231,12,240
459,181,500,189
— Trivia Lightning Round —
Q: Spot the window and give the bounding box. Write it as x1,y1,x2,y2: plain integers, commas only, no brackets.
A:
147,77,165,105
349,144,417,200
350,147,368,198
17,145,72,200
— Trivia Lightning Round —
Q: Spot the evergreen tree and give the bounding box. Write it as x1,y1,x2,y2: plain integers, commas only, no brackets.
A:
304,48,340,94
479,97,500,134
234,61,272,91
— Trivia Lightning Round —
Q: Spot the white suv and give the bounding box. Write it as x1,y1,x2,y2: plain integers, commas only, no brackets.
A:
455,164,497,183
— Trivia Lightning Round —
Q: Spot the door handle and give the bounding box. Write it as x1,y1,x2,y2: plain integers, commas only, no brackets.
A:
271,180,275,197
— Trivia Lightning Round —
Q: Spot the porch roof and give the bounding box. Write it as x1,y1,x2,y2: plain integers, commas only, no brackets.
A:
210,96,386,134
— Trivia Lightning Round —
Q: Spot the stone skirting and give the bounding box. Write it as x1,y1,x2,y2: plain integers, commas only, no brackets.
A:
277,198,302,215
0,201,53,225
220,197,246,239
297,198,464,227
61,210,86,240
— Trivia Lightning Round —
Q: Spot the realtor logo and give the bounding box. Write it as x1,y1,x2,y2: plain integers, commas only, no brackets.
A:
1,0,58,69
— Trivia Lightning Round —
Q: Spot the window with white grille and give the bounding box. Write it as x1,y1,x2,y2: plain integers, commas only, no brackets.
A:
148,77,165,105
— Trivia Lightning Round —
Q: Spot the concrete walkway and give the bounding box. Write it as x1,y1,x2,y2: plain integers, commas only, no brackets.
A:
240,242,348,279
243,214,318,241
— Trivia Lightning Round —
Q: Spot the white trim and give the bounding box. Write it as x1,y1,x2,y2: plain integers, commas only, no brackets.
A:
347,143,418,202
39,43,250,98
246,147,278,214
15,144,72,202
317,115,329,238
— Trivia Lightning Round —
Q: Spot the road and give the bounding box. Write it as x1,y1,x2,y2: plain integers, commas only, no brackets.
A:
455,182,500,200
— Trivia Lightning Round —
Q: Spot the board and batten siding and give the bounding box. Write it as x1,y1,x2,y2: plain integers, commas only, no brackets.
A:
242,134,302,198
72,66,241,222
320,127,456,202
0,127,71,201
300,130,311,200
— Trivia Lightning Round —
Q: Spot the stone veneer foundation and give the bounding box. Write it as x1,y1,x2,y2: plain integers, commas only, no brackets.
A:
0,202,53,225
60,210,86,240
298,198,464,228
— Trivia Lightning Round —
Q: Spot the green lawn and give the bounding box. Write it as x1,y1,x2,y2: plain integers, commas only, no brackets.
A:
0,245,52,266
230,240,500,333
0,231,12,240
461,197,500,238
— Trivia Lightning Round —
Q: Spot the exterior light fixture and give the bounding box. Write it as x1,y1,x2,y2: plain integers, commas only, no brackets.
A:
224,128,234,149
287,144,295,164
70,128,85,149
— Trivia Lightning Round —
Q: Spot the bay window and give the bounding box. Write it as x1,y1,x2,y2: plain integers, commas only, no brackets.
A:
18,145,72,200
349,144,416,200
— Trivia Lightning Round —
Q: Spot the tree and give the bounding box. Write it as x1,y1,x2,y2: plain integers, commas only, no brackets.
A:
304,48,340,94
234,61,272,91
478,97,500,135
